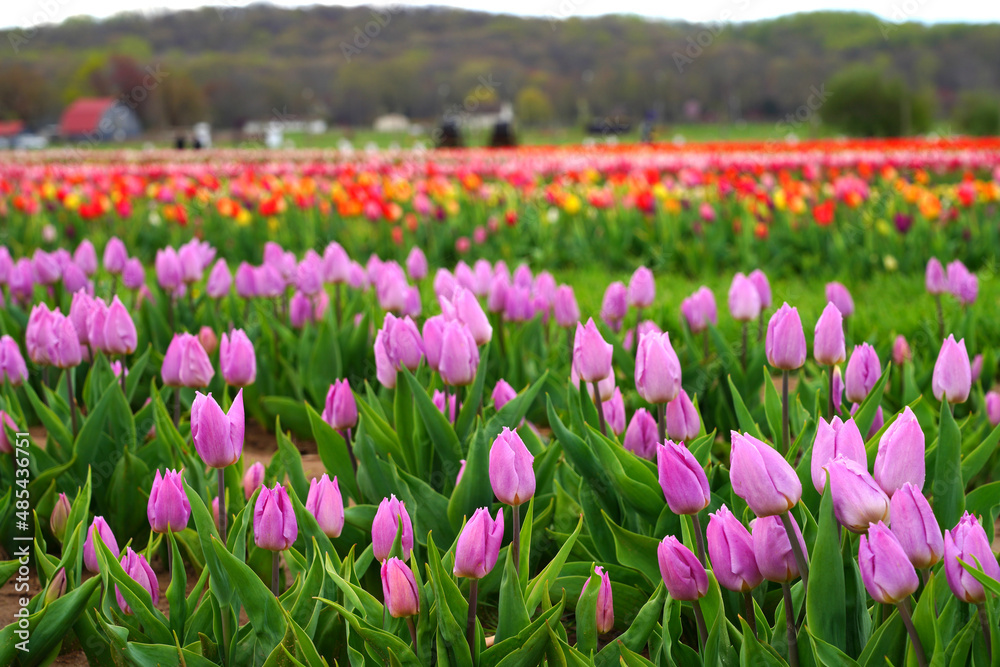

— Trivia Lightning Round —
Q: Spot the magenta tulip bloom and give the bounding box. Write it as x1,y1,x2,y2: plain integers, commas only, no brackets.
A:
116,548,158,614
832,366,844,414
254,264,285,299
813,302,845,366
492,379,517,412
707,505,763,592
62,262,89,294
844,343,881,403
486,273,508,314
947,260,978,305
50,493,71,540
473,259,493,296
825,282,854,317
624,408,659,460
155,247,183,294
926,258,947,295
628,267,655,309
580,566,615,634
84,516,120,573
810,416,866,494
296,254,323,296
489,427,535,506
33,249,61,285
432,389,457,422
933,335,971,404
197,327,218,357
373,495,414,562
730,431,802,517
553,285,580,328
971,354,983,383
382,558,420,618
573,318,613,384
447,287,492,345
753,514,808,583
9,259,34,304
374,329,398,389
943,513,1000,603
504,284,535,322
162,333,214,388
207,259,232,298
322,379,357,432
439,320,479,387
306,474,345,538
51,313,82,369
600,281,628,332
749,269,772,309
766,303,807,370
825,456,889,533
120,258,143,291
666,389,700,443
103,296,137,355
25,304,55,365
404,247,427,281
324,242,351,284
289,291,313,328
635,331,681,405
421,315,445,372
657,441,710,515
69,291,93,345
147,469,191,534
873,406,925,497
890,483,944,569
453,507,504,579
859,522,919,604
658,536,708,600
219,329,256,387
728,273,762,322
893,335,912,366
103,237,127,274
254,483,298,551
987,392,1000,427
191,390,245,468
681,287,717,334
243,461,265,500
235,262,257,298
383,314,425,372
603,387,626,435
74,240,98,276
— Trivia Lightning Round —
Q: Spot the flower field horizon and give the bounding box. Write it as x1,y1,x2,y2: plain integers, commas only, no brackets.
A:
1,137,1000,666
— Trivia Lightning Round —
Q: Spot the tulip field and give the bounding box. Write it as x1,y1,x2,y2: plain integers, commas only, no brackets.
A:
1,137,1000,667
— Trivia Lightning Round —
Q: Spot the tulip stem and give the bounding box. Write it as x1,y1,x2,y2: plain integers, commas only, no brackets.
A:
173,390,181,426
592,381,607,436
407,616,418,650
782,583,799,667
512,505,521,574
757,311,765,342
934,294,944,341
741,323,748,372
977,602,992,665
702,331,709,360
779,511,809,590
657,403,666,443
781,370,790,455
345,428,358,475
897,599,928,667
271,551,280,597
827,367,835,419
744,592,757,639
466,579,479,650
335,283,342,327
218,468,228,547
120,356,128,397
691,514,707,567
66,370,77,438
691,598,708,651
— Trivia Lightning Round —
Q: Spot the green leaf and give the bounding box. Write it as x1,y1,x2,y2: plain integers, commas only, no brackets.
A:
853,367,890,438
72,376,135,484
807,475,847,652
182,478,233,606
594,584,665,667
305,402,360,502
934,401,965,531
24,383,73,455
276,416,310,502
604,511,661,585
403,368,461,473
806,626,861,666
524,515,583,611
962,420,1000,484
327,601,422,667
495,549,530,643
455,342,490,443
575,563,600,655
728,375,765,440
0,577,101,667
738,617,785,667
211,539,286,652
764,370,784,444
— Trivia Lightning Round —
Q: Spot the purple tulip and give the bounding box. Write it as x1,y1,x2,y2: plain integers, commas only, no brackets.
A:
971,354,983,383
376,262,409,313
254,264,285,299
730,431,802,517
243,461,265,500
296,254,324,296
445,287,492,345
9,259,34,304
504,284,535,322
177,241,204,284
147,469,191,533
50,313,82,369
681,286,717,334
832,366,844,414
824,456,890,533
382,557,420,618
825,282,854,317
25,304,55,365
32,249,60,285
118,258,143,291
103,296,137,355
373,495,414,562
162,333,214,388
752,514,808,582
943,513,1000,603
50,493,71,541
658,536,708,600
513,263,533,288
933,335,971,404
191,389,244,468
635,331,681,405
85,298,109,353
580,566,615,634
435,269,458,303
707,505,763,592
987,391,1000,427
323,379,357,432
289,291,313,328
890,483,944,569
926,258,947,294
324,242,351,284
810,416,866,494
453,507,504,579
383,314,425,372
116,548,158,614
666,389,700,443
155,247,183,294
103,237,128,274
69,291,93,345
553,285,580,328
571,362,616,401
199,325,219,357
489,427,535,506
439,320,479,387
306,474,345,538
254,483,298,551
813,302,845,366
84,516,120,573
422,315,445,372
374,329,398,389
433,390,458,423
627,267,655,309
657,440,710,515
219,329,256,387
600,281,628,331
486,273,508,314
455,262,476,292
62,262,89,294
74,240,98,276
0,412,19,454
858,521,919,604
235,262,257,298
473,259,493,296
402,286,421,318
0,246,10,284
749,269,772,309
873,406,925,497
766,303,807,370
0,336,27,386
207,259,232,298
404,247,428,281
603,387,626,435
844,343,881,403
728,273,762,322
492,379,517,412
947,260,978,305
623,408,659,459
893,335,911,366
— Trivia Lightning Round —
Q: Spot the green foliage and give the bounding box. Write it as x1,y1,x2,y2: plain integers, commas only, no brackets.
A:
954,91,1000,136
822,65,933,136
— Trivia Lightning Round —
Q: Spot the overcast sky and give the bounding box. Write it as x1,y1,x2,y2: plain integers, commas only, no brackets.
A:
3,0,999,30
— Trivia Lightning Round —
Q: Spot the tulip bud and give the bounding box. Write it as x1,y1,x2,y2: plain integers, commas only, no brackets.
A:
374,329,397,389
453,507,504,579
628,267,655,309
831,365,844,414
255,263,285,298
489,427,535,506
253,483,298,551
623,408,659,460
571,362,615,401
766,303,807,370
987,392,1000,427
944,513,1000,603
810,416,866,494
681,287,717,334
162,333,215,388
62,262,90,294
244,461,265,500
603,387,626,435
658,536,708,600
580,566,615,634
730,431,802,517
666,389,700,443
813,302,845,366
657,441,710,515
858,521,920,604
324,242,351,283
191,390,245,469
115,548,159,614
84,516,120,573
932,335,971,404
120,258,144,291
0,335,28,386
749,269,772,309
50,493,71,541
235,262,257,298
197,326,219,356
971,354,984,383
707,505,763,592
844,343,881,403
212,496,221,529
504,284,535,322
752,514,808,583
323,379,358,432
926,258,947,294
491,379,517,412
373,495,414,562
405,247,427,281
825,282,854,317
103,237,127,274
296,254,323,296
306,474,345,538
600,281,628,331
207,259,232,298
947,260,978,305
44,568,67,606
728,273,762,322
382,557,420,618
383,313,425,372
219,329,256,387
147,469,191,534
553,285,580,328
890,483,943,569
447,287,492,345
635,331,681,404
155,247,182,293
873,406,925,497
892,335,911,366
824,456,889,533
289,291,313,328
103,296,137,355
439,320,479,387
74,240,98,275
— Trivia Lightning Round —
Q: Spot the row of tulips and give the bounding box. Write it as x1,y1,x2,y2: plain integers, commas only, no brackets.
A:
1,231,1000,666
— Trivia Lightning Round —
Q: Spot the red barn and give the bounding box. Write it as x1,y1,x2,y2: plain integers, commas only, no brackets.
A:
59,97,142,141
